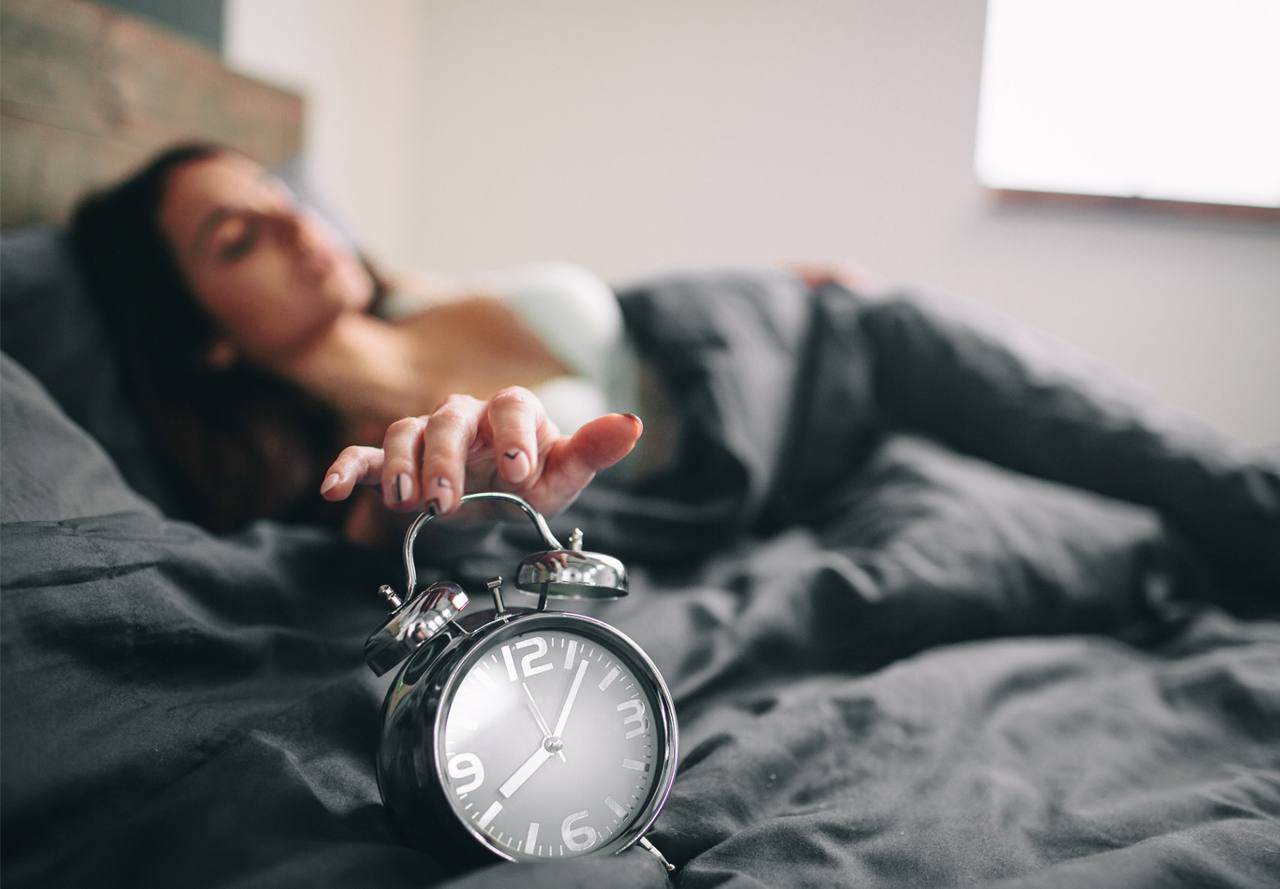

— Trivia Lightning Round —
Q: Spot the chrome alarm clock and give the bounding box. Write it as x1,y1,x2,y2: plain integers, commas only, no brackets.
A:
366,492,677,871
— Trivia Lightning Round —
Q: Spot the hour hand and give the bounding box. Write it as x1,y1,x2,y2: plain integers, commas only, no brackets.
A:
499,744,553,799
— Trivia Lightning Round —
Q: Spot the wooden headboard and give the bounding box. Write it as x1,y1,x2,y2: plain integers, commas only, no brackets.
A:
0,0,302,229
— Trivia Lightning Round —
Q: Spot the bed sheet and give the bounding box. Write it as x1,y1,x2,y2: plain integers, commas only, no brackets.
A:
3,271,1278,889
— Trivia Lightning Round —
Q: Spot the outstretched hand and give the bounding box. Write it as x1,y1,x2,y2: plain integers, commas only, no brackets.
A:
319,387,643,520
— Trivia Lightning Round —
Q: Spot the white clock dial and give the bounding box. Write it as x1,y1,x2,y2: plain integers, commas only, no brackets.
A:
440,628,661,860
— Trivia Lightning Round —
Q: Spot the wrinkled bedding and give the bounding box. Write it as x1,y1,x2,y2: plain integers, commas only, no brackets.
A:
3,271,1278,889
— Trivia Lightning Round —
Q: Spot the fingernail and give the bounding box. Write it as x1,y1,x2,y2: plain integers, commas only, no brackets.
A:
319,472,340,495
431,478,453,512
393,472,413,503
424,497,440,517
504,449,530,483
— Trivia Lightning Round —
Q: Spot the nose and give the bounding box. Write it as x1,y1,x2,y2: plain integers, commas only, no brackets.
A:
268,206,314,255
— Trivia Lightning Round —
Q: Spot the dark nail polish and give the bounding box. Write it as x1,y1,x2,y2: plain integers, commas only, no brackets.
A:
504,449,520,460
436,476,452,490
392,472,414,504
425,498,440,517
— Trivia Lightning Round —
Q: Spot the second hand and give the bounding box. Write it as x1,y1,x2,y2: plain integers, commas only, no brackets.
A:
523,681,566,762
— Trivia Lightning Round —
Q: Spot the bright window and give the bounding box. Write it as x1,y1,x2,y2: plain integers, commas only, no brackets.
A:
975,0,1280,208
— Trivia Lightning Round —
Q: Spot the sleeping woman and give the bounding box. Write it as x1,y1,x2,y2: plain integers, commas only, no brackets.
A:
72,143,653,543
69,143,1277,594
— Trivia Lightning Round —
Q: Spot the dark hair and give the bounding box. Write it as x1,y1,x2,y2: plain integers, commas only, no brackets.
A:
69,143,367,531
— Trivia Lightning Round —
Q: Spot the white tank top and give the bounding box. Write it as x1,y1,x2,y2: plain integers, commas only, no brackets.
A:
379,262,643,434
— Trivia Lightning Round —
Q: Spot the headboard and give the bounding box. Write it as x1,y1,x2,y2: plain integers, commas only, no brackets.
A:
0,0,302,229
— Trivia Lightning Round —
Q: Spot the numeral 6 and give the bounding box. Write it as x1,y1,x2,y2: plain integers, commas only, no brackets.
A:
561,809,598,852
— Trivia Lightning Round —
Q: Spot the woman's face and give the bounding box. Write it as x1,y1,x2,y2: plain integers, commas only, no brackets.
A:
158,152,374,366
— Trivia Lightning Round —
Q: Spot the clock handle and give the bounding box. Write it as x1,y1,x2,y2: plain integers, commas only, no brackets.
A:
401,492,563,597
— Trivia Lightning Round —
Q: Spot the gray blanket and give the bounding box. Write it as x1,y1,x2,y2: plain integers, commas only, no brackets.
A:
3,272,1278,889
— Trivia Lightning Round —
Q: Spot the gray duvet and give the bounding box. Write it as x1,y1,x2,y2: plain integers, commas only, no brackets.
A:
3,271,1277,888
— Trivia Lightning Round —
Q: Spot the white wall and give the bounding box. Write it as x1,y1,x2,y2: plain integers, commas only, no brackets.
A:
226,0,1280,444
224,0,421,267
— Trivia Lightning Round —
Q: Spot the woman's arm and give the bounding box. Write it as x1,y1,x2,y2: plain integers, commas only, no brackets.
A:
853,286,1280,592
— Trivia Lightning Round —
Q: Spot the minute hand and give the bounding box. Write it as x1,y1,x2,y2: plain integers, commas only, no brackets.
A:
552,659,589,739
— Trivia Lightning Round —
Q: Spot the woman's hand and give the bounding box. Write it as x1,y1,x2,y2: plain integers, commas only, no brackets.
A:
319,387,643,520
787,261,874,291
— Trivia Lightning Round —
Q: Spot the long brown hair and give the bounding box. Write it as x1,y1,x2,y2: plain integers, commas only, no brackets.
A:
69,144,376,531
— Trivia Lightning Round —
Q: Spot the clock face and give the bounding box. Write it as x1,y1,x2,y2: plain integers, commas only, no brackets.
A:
438,623,665,860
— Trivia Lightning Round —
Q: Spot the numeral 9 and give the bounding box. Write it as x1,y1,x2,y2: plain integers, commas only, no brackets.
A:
447,752,485,794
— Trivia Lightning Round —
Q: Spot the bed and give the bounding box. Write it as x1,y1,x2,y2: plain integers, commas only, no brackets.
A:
3,3,1278,888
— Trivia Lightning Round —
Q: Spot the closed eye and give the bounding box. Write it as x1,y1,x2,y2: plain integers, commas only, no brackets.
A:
216,215,261,262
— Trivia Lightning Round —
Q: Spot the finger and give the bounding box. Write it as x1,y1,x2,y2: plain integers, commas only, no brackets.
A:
320,445,384,501
486,386,549,486
420,394,487,515
381,416,429,511
536,413,643,510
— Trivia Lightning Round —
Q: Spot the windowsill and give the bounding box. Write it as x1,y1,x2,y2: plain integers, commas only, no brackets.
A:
987,188,1280,224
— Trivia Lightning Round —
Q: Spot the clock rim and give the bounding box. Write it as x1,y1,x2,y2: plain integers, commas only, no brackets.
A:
432,610,679,863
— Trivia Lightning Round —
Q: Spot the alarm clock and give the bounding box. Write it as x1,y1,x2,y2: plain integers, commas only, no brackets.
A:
365,492,678,872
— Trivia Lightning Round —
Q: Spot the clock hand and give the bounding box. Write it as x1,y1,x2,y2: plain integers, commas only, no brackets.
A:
498,744,553,799
522,682,566,762
522,683,554,737
552,659,589,741
500,660,589,800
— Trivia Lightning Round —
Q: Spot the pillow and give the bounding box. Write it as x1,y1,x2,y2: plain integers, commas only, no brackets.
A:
0,352,157,523
0,226,173,508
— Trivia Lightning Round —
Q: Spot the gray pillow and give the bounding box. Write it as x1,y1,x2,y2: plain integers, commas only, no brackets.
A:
1,352,157,523
0,226,171,507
